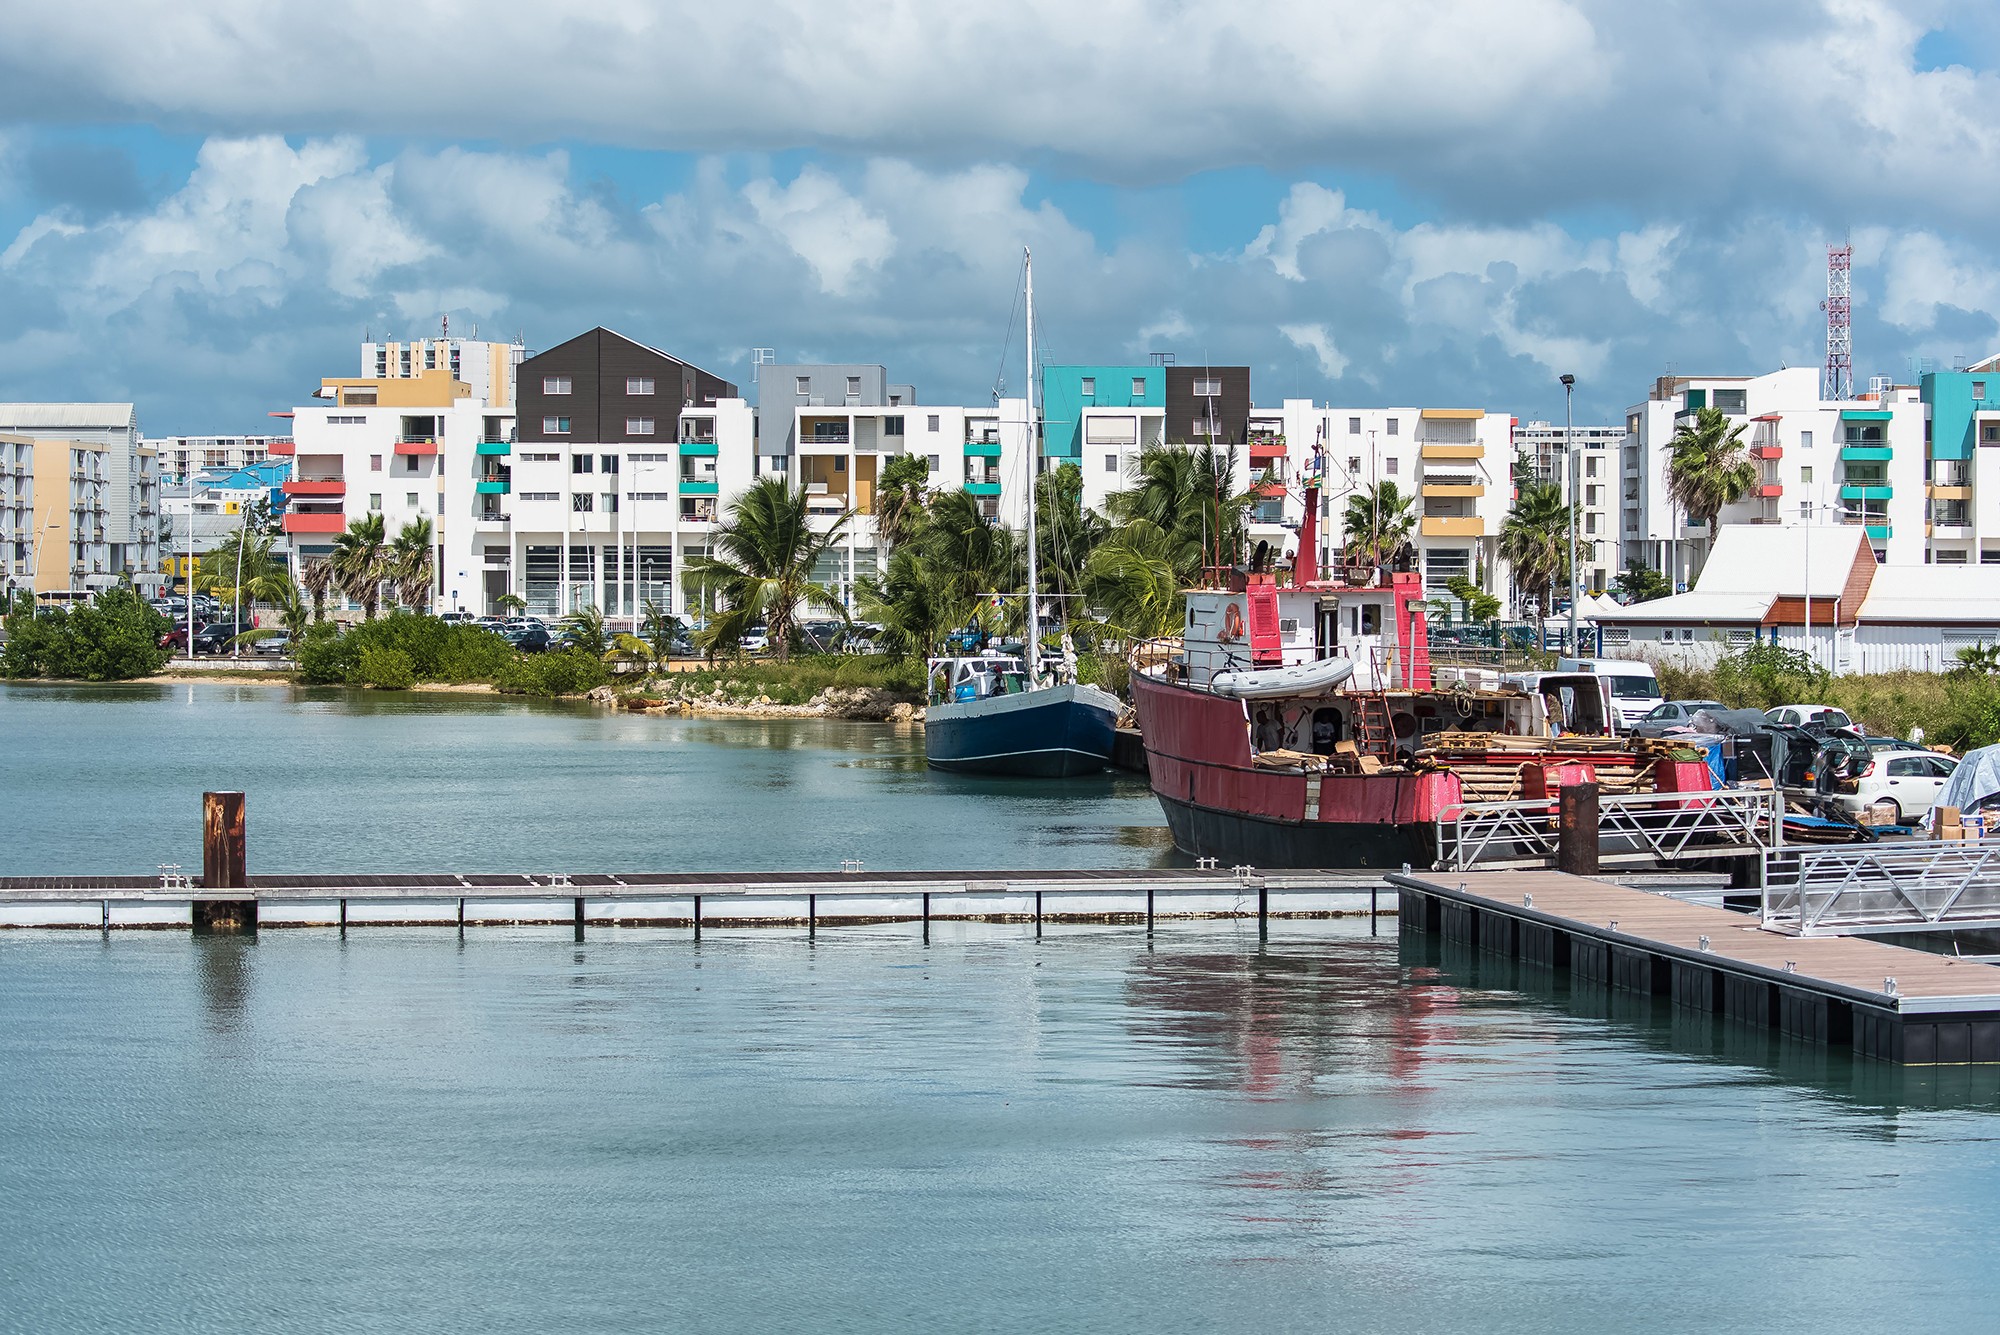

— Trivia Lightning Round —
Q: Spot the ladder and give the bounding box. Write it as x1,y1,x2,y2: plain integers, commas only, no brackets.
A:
1352,693,1396,761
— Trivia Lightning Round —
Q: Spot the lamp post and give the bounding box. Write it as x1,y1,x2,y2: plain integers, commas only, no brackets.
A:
1561,373,1578,654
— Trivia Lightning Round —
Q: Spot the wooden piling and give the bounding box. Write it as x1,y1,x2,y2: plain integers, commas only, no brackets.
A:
1558,782,1601,877
194,791,255,934
573,896,585,942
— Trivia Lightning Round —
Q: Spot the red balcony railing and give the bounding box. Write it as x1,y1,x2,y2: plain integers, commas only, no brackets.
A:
1750,444,1782,460
267,441,296,456
394,439,439,456
282,478,345,497
282,512,347,535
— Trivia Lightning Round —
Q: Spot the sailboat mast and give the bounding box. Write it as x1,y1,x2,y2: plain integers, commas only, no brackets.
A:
1023,247,1043,685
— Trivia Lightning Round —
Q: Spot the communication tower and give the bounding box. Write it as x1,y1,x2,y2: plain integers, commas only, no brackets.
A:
1822,244,1852,401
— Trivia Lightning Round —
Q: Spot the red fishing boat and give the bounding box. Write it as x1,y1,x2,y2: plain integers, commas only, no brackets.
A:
1129,469,1711,869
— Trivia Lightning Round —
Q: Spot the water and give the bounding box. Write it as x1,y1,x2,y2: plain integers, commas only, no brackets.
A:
6,684,2000,1331
0,683,1173,875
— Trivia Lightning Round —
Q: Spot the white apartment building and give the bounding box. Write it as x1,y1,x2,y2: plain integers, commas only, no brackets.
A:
1,434,35,597
1620,368,1927,591
145,435,290,484
0,404,161,594
362,336,525,412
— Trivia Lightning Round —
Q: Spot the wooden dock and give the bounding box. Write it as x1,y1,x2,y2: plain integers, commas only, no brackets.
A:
1390,869,2000,1065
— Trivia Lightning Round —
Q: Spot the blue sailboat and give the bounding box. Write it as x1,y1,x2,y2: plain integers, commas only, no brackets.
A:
923,248,1122,777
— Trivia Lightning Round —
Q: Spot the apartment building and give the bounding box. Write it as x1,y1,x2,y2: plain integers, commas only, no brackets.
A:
2,434,35,596
362,336,525,412
1041,365,1166,516
0,404,160,594
1620,368,1927,590
145,435,289,484
1514,419,1627,484
1917,359,2000,566
508,328,741,621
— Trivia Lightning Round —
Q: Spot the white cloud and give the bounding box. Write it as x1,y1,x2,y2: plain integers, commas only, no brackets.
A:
743,166,894,295
1280,324,1348,380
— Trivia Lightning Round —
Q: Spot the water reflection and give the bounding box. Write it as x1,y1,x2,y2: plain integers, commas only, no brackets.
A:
194,935,254,1033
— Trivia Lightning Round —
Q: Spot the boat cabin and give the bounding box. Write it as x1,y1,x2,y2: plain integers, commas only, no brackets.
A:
1176,572,1430,692
928,655,1029,706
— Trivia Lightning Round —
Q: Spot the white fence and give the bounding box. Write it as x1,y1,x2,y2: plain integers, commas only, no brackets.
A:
1436,788,1780,871
1763,841,2000,936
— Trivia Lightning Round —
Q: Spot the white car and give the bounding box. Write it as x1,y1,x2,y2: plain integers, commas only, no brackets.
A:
1765,704,1852,731
1834,750,1959,823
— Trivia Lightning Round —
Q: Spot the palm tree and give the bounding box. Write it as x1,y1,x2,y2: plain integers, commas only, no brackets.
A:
300,560,336,624
1034,461,1106,609
559,605,608,656
685,477,850,662
1498,481,1571,626
1340,481,1418,572
1666,406,1757,537
1081,519,1186,640
329,513,389,620
1107,445,1257,579
856,545,977,662
389,518,435,613
639,599,681,666
495,592,528,615
875,453,933,552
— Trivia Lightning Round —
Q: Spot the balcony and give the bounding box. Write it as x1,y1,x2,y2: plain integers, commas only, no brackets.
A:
965,441,1002,459
1840,445,1892,463
965,481,1002,497
266,441,295,456
475,512,511,527
1750,444,1783,460
679,480,718,496
806,431,851,447
1928,483,1973,502
1420,443,1483,461
476,479,510,495
282,478,346,497
394,439,439,456
678,438,720,456
1420,516,1484,538
1930,522,1972,539
1248,439,1287,461
1421,483,1484,498
476,440,511,456
1757,483,1783,498
1839,484,1892,501
1252,480,1286,499
283,512,347,535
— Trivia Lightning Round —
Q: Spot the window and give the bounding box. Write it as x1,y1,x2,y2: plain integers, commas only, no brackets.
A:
1081,377,1096,396
889,393,903,406
1384,458,1398,475
1131,377,1145,396
1586,457,1599,478
1106,454,1119,474
1348,417,1361,434
1194,377,1221,397
600,455,619,474
1936,550,1969,564
403,455,421,473
627,418,655,435
572,455,594,474
521,452,559,462
884,416,905,435
627,377,655,395
370,455,382,472
543,376,572,395
1586,485,1600,505
927,414,940,432
1800,466,1813,483
1191,419,1209,437
846,376,861,398
519,492,558,502
572,494,593,512
1983,423,2000,446
1712,389,1747,415
368,494,382,510
1976,381,1988,402
406,492,419,507
1386,418,1399,436
1586,513,1598,534
926,454,939,472
603,493,618,514
544,416,571,434
328,415,366,425
834,458,846,472
1800,430,1812,449
795,376,812,397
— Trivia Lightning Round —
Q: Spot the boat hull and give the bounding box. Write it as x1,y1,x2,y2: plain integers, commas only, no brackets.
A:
925,683,1122,777
1156,792,1437,869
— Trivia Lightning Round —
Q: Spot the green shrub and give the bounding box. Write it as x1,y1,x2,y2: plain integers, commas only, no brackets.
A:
293,622,355,684
661,653,927,705
495,648,611,697
1,588,170,681
1077,652,1129,696
353,645,416,690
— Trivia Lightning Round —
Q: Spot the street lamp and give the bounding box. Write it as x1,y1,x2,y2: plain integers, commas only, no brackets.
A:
1560,374,1579,655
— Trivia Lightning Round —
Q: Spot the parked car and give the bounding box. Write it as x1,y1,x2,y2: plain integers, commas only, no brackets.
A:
1831,749,1961,823
472,616,509,633
250,631,292,657
159,626,190,653
503,624,551,653
437,611,475,626
190,622,245,655
1765,704,1853,732
1628,700,1727,738
738,627,770,653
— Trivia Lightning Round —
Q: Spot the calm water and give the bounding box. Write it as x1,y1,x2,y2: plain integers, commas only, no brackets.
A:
5,684,2000,1332
0,683,1173,876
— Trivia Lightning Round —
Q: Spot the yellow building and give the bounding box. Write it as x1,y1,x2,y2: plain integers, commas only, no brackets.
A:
28,436,113,594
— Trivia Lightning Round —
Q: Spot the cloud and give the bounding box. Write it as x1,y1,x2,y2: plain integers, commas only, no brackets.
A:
1,1,1996,229
2,135,1998,434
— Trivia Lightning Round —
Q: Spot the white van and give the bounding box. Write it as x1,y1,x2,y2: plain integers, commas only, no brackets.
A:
1557,657,1664,731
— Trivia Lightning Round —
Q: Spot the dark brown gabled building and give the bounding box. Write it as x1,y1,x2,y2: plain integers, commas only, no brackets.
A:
516,328,737,446
1164,365,1251,447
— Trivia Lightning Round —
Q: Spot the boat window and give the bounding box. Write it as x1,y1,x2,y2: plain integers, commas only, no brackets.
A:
1360,605,1380,635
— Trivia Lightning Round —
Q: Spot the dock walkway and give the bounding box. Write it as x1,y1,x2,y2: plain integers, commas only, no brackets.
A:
1391,869,2000,1064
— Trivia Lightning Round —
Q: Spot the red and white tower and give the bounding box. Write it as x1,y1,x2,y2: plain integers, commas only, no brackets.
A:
1823,244,1852,401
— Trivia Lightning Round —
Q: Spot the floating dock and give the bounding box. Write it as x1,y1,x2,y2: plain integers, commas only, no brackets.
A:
1391,869,2000,1065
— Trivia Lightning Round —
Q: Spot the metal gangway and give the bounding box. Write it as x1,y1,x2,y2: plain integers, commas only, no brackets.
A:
1436,787,1780,872
1762,841,2000,937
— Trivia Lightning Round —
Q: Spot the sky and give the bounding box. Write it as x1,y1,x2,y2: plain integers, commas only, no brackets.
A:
2,1,1999,435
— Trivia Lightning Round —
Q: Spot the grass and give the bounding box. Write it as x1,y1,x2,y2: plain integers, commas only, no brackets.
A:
650,654,928,706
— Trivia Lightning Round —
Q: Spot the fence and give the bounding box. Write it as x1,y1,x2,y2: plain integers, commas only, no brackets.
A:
1436,787,1780,871
1763,841,2000,936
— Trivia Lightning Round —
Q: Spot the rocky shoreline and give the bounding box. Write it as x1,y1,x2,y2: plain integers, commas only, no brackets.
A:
587,682,924,722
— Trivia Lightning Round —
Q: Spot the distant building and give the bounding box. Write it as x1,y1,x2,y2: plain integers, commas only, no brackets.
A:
145,435,290,485
0,404,160,595
361,336,526,412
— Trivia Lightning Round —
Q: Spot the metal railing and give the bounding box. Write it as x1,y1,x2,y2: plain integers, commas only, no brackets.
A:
1437,787,1780,871
1763,840,2000,935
